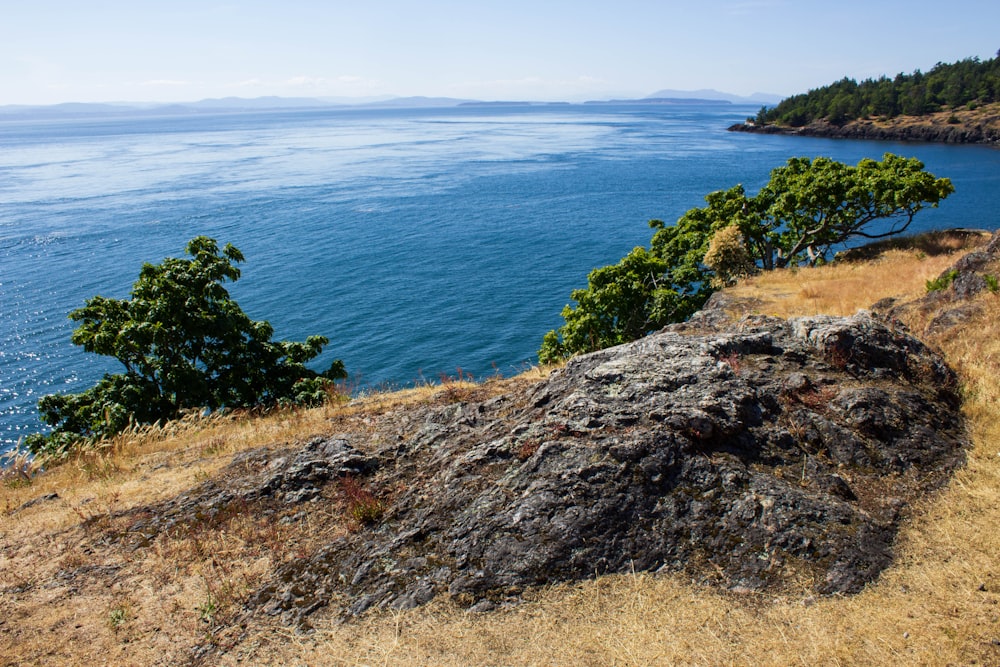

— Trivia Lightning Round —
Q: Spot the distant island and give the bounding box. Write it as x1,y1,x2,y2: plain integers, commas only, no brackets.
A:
0,89,778,121
729,52,1000,145
583,97,732,106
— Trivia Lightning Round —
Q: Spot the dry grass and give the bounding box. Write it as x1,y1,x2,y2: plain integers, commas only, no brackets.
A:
3,236,1000,666
244,234,1000,667
725,231,989,320
0,371,551,666
853,102,1000,134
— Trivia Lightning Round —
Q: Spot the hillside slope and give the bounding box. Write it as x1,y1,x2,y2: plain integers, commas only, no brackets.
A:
2,230,999,666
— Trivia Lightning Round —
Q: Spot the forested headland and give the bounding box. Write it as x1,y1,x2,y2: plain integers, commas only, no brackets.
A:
731,51,1000,144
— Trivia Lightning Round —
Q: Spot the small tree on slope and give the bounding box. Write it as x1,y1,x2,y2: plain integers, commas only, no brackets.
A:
27,236,346,455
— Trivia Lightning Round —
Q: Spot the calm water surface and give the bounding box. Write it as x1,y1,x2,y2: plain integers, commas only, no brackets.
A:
2,104,999,453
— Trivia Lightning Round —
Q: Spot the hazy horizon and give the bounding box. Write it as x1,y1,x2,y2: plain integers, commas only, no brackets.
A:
0,88,783,110
2,1,997,107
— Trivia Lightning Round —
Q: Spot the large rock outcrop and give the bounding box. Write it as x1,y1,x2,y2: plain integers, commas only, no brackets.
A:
230,309,967,625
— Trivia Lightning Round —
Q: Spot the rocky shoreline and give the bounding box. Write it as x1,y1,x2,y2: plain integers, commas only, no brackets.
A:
729,113,1000,145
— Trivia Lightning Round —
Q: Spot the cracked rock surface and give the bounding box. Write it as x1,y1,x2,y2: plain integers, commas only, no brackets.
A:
231,310,967,626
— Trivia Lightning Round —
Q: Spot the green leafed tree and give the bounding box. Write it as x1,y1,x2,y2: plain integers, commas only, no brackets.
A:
540,153,953,362
27,236,346,455
761,153,955,266
539,247,676,363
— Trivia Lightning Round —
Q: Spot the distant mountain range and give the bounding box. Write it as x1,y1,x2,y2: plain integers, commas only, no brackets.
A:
0,89,784,120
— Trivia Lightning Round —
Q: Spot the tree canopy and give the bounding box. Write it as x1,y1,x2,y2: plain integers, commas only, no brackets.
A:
539,153,953,363
26,236,345,455
754,51,1000,127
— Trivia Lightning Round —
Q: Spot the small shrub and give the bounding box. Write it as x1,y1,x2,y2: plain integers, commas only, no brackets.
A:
439,367,471,384
984,274,999,294
2,474,32,490
78,454,121,482
197,591,218,625
339,475,386,526
108,604,130,631
926,269,959,292
703,225,756,288
286,377,349,408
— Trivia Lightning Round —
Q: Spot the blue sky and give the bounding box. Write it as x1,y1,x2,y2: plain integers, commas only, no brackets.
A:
2,0,997,105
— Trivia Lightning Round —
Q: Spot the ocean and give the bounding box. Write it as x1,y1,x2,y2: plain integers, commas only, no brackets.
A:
2,103,999,454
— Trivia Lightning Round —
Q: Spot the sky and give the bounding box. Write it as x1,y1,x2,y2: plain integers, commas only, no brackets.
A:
2,0,998,106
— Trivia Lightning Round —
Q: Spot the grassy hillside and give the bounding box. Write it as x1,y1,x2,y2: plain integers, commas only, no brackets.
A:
2,231,999,666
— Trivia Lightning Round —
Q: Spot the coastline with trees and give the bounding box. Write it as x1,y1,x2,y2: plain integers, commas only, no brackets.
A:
730,52,1000,145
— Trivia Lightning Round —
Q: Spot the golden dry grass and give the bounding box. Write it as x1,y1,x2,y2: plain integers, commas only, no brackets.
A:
3,236,1000,666
725,231,988,320
852,102,1000,135
237,239,1000,666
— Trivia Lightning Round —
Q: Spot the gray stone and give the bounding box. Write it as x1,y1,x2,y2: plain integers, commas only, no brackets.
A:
248,311,966,624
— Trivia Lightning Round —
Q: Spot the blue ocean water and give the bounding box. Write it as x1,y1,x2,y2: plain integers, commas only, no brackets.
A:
2,104,999,454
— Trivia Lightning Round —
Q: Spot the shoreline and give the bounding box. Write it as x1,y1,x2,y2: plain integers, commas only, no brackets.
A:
729,104,1000,146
